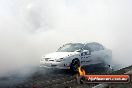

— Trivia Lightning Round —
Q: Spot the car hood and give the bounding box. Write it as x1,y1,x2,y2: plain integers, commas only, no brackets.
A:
44,52,79,59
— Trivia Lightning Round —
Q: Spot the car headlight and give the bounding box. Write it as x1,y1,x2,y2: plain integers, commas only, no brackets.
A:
41,56,50,61
41,56,45,60
40,58,44,61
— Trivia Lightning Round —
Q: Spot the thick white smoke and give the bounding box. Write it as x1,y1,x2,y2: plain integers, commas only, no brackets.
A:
0,0,132,75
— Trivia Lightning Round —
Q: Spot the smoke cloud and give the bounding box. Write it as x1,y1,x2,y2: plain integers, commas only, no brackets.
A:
0,0,132,75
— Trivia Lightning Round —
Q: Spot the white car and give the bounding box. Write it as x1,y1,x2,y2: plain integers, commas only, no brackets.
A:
40,42,112,72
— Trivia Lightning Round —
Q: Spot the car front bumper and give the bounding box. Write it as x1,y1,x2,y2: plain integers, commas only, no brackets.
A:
40,61,71,69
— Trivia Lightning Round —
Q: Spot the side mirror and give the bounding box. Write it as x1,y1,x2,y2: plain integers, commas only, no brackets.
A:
83,50,90,54
81,50,91,56
82,50,89,52
75,49,82,52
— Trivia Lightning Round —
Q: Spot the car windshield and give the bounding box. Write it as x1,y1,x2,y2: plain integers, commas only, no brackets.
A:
57,43,84,52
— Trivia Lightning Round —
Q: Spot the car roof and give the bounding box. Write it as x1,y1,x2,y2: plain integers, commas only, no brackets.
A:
66,42,103,46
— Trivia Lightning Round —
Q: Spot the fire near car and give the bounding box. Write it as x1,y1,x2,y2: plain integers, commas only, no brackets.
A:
40,42,112,72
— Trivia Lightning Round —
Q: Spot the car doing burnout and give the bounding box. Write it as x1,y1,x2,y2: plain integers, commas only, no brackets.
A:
40,42,112,72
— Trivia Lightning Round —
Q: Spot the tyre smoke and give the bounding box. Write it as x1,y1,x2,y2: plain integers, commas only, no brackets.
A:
0,0,132,75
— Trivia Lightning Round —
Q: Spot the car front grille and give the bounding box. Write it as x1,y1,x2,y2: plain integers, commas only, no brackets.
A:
49,60,54,61
51,64,57,67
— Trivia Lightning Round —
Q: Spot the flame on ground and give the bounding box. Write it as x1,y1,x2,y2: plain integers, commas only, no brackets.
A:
78,66,86,76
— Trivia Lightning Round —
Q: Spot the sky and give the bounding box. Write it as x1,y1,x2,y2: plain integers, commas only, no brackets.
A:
0,0,132,75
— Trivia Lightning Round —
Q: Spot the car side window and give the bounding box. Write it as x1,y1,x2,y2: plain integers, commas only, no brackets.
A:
85,42,104,52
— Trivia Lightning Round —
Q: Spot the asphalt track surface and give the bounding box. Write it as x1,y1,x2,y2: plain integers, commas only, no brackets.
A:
0,65,132,88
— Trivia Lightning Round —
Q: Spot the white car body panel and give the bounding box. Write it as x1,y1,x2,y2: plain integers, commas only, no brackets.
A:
40,42,112,69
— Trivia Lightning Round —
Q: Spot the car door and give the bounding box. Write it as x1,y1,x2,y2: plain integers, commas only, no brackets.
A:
80,50,91,66
84,42,106,65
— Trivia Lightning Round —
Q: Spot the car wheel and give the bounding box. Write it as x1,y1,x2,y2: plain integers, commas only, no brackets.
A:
70,58,80,73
